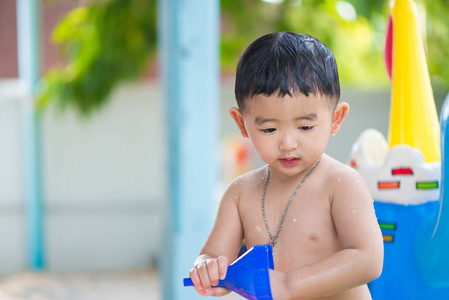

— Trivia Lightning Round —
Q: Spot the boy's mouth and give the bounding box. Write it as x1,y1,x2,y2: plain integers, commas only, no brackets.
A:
280,157,299,166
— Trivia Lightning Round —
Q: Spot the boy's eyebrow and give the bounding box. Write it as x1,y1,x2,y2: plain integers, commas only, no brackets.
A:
255,113,317,125
255,117,276,125
296,113,317,121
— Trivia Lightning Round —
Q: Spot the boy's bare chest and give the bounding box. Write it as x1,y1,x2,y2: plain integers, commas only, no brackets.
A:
238,183,341,271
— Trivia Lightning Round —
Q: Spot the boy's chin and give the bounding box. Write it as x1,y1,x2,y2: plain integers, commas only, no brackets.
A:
273,164,304,176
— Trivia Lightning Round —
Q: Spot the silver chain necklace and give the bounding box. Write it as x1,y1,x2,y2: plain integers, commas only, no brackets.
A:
262,160,320,248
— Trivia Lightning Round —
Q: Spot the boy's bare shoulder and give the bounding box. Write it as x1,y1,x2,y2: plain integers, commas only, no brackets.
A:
225,166,267,195
320,154,368,193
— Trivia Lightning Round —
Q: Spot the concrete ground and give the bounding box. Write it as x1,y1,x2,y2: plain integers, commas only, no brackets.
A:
0,269,242,300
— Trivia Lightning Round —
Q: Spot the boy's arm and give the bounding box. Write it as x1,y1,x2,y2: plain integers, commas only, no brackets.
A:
189,178,245,296
270,168,384,300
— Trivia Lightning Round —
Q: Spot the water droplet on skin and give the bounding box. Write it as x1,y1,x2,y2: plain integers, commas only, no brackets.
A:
292,218,297,223
256,226,261,232
352,209,357,214
337,178,341,183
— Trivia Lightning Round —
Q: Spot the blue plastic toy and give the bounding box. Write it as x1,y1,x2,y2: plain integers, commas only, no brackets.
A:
367,95,449,299
183,244,274,300
415,95,449,287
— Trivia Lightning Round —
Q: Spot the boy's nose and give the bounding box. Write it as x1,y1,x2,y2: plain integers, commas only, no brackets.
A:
279,132,298,151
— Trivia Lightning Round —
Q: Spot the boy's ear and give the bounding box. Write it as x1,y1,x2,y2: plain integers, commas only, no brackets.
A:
331,102,349,135
229,107,249,139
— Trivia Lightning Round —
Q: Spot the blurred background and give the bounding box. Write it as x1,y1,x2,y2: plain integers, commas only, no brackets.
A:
0,0,448,299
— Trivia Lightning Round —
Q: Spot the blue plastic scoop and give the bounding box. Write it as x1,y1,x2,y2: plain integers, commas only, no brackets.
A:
183,244,274,299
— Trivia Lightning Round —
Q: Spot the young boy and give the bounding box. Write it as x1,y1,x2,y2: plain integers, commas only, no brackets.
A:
188,32,384,299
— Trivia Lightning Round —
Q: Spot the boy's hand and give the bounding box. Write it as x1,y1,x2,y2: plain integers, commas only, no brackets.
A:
189,255,230,296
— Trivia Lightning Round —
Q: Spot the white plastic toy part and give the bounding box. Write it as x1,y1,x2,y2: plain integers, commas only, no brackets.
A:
349,129,440,205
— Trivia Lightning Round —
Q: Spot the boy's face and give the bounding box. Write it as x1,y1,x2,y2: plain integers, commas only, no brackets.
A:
230,93,349,177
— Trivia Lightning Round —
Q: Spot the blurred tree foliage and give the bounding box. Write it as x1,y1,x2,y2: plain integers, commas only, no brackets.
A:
39,0,157,115
39,0,448,115
221,0,449,89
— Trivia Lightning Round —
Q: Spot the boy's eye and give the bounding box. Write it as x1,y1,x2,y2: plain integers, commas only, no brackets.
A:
260,128,276,133
299,126,313,130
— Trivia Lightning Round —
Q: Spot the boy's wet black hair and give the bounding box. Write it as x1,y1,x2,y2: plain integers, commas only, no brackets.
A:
235,32,340,112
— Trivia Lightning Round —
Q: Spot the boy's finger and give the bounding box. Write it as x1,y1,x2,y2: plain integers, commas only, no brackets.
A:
196,262,212,291
193,286,209,296
217,256,229,280
209,287,231,297
188,268,203,290
190,268,209,296
206,259,220,286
